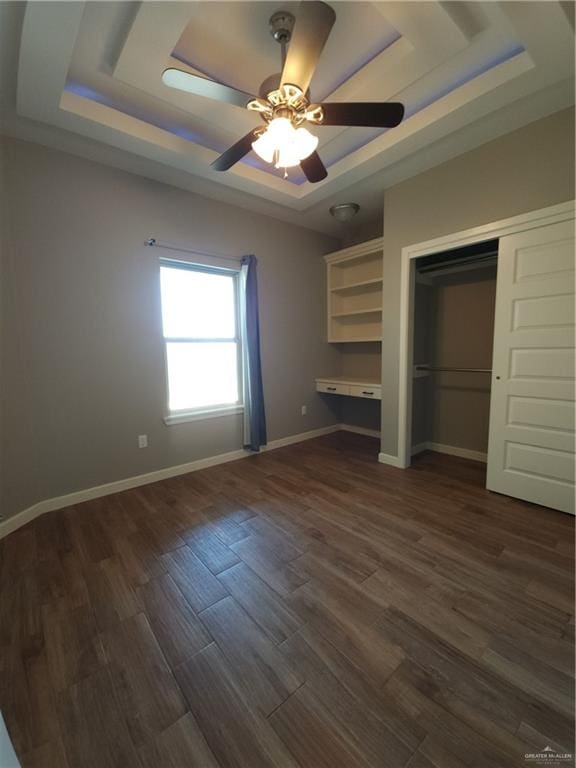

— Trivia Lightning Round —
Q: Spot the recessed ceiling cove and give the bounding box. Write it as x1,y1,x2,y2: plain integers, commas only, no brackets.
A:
15,1,575,215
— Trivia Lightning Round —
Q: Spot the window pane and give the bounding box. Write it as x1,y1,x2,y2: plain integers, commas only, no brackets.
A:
160,266,236,338
166,342,239,411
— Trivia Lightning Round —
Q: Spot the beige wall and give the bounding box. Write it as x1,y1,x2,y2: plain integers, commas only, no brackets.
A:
1,137,340,520
337,343,382,432
2,138,46,520
381,107,575,457
341,217,383,248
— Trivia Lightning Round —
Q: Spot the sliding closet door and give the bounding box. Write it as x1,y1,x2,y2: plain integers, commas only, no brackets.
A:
487,218,575,514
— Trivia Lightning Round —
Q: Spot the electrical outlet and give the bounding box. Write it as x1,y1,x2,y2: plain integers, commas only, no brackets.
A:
301,405,307,416
138,434,148,448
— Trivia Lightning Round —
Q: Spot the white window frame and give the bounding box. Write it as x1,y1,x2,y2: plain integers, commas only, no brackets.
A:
159,258,244,426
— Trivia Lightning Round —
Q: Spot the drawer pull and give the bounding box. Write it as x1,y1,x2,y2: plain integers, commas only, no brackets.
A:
362,390,374,395
326,386,337,391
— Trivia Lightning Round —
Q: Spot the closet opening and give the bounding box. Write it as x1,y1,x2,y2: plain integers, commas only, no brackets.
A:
409,238,499,472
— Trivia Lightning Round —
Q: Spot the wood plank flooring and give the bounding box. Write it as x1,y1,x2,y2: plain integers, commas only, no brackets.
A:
0,432,574,767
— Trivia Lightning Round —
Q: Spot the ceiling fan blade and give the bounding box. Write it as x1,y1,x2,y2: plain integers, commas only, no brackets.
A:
162,68,254,109
281,2,336,94
320,102,405,128
300,152,327,183
211,129,259,171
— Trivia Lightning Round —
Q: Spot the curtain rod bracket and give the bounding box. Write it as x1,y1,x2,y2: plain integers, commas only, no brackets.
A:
145,237,241,263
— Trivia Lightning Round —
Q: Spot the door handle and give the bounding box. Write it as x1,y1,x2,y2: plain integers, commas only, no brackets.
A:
362,391,374,395
326,387,337,391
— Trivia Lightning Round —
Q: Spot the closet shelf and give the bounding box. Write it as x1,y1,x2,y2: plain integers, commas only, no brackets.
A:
329,337,382,343
330,277,383,292
332,308,383,318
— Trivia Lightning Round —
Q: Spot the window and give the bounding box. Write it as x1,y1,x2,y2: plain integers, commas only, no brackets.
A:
159,260,243,424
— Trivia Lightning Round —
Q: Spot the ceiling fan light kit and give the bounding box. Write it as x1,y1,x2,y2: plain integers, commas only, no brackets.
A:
162,1,405,183
252,117,318,169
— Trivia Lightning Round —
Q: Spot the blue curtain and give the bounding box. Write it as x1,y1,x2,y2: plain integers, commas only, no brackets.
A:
240,255,267,451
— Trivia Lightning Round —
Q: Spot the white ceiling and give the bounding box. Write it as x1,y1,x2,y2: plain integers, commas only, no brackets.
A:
0,1,574,236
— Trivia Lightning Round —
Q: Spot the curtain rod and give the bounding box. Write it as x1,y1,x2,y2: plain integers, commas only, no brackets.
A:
145,238,242,262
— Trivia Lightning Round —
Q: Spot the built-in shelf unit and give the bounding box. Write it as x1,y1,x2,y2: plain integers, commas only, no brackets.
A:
325,238,384,343
315,377,381,400
316,237,383,436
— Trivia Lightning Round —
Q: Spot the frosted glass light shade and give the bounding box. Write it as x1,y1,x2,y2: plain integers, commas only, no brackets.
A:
252,117,318,168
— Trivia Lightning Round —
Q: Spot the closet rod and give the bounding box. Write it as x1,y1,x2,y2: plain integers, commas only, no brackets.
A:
145,238,241,262
416,365,492,373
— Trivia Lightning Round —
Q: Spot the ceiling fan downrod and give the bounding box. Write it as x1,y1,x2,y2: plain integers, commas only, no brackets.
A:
269,10,295,66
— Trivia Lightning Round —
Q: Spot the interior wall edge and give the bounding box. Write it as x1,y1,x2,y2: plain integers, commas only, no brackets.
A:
377,452,405,469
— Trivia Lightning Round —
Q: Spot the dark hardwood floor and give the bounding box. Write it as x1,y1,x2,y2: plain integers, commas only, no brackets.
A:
1,432,574,767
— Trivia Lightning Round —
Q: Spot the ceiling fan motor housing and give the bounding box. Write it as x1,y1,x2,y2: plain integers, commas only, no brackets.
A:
249,84,324,129
258,73,282,99
269,11,295,44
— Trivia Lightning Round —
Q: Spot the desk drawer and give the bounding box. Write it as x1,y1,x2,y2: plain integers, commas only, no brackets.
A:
316,382,350,395
349,384,381,400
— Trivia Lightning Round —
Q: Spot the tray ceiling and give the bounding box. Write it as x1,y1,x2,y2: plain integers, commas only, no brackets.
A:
4,1,575,233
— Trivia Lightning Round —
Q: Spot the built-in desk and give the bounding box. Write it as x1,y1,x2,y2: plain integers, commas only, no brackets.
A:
315,377,381,400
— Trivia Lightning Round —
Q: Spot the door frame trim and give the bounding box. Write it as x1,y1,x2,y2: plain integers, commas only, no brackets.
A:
397,200,575,469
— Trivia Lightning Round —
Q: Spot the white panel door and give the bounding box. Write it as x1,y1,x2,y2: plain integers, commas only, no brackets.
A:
487,218,575,514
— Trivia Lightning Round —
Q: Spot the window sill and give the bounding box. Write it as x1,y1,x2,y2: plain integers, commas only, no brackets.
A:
163,405,244,426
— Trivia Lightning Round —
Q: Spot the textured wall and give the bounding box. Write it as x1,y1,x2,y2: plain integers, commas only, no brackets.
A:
1,138,340,520
380,108,575,457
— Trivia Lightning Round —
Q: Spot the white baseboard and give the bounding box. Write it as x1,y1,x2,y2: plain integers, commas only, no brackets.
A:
0,502,48,540
429,442,488,463
412,441,487,463
0,424,341,540
378,452,406,469
262,424,340,450
1,428,491,540
339,423,381,438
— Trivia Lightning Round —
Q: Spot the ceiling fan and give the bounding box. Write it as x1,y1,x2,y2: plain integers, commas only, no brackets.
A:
162,1,405,183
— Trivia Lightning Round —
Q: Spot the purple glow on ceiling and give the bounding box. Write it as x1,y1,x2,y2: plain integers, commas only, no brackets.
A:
65,80,301,183
313,42,526,175
65,80,207,147
403,43,526,119
65,41,525,186
66,82,109,104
